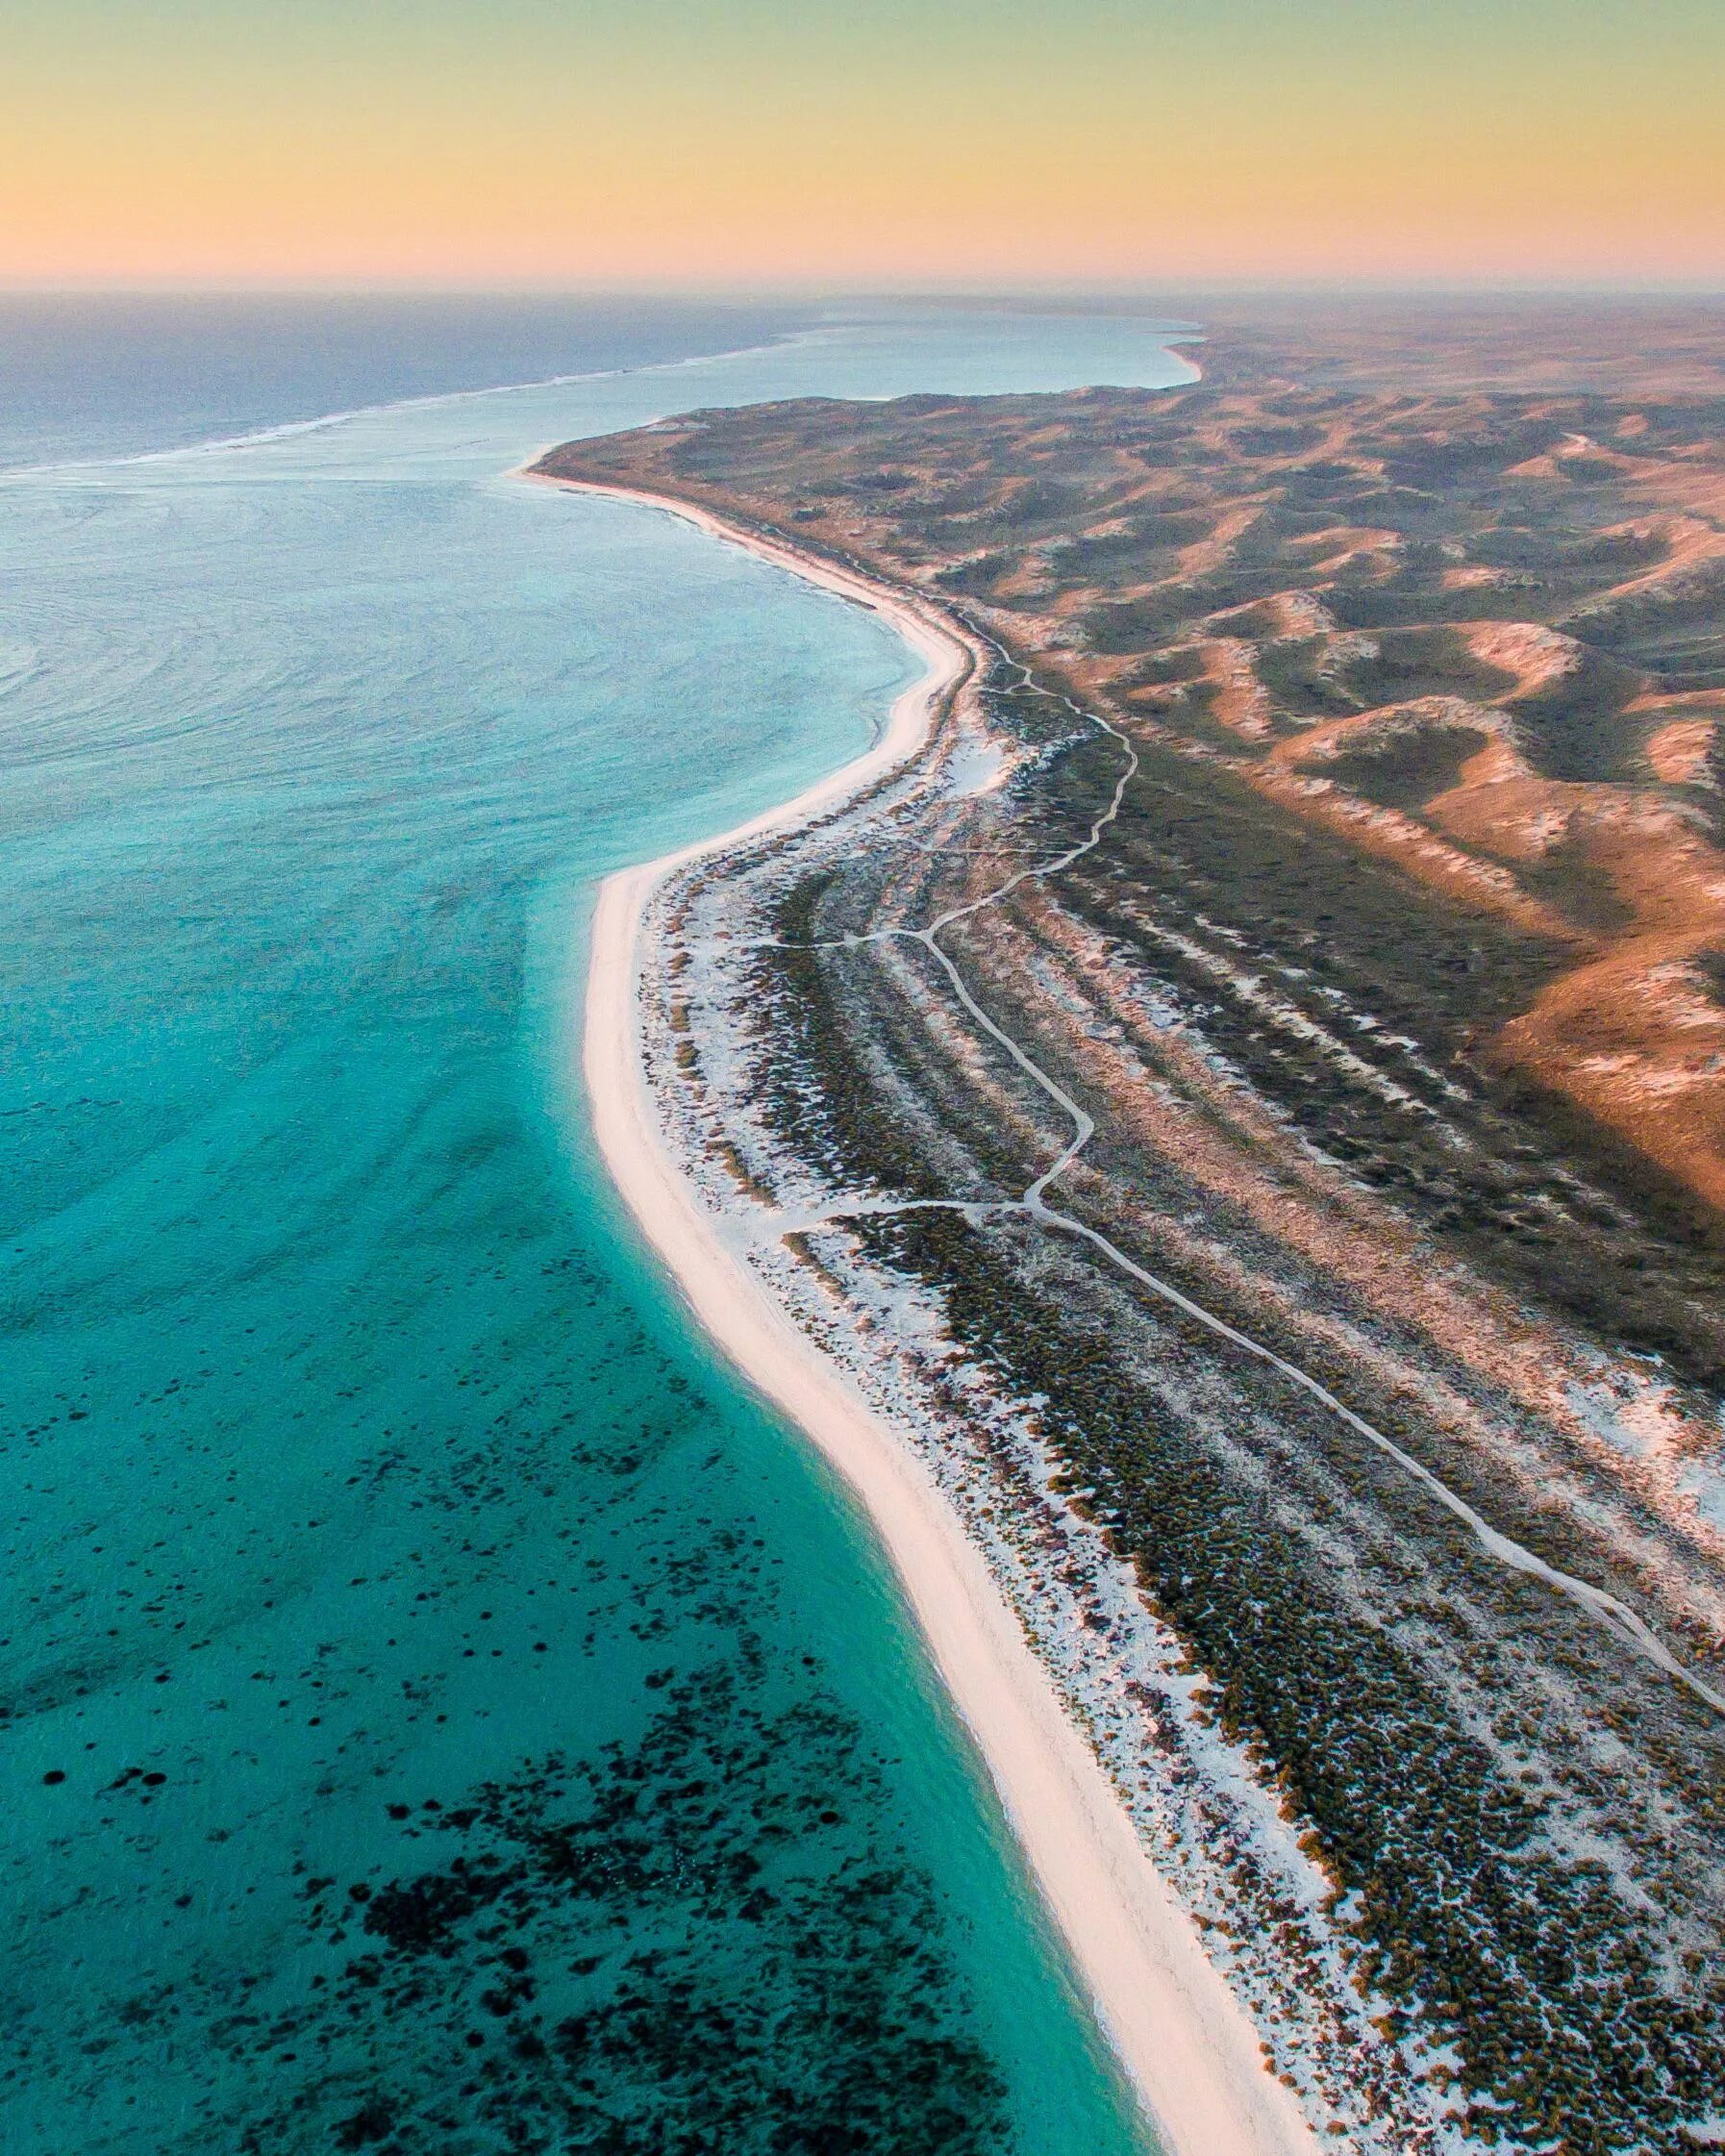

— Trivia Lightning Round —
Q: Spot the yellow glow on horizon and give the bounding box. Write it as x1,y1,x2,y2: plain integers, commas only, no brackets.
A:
4,1,1722,287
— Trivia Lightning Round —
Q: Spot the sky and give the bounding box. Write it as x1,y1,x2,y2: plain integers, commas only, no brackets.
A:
3,0,1722,288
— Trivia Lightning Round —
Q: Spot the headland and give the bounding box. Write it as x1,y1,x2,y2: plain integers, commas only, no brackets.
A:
553,470,1319,2156
533,296,1725,2153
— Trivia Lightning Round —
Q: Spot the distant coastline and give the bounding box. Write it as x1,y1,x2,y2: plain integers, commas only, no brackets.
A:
538,467,1321,2156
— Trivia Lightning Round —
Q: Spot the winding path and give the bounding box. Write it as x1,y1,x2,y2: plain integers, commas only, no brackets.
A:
798,616,1725,1721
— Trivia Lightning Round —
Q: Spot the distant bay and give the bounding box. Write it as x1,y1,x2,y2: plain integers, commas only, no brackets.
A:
0,293,812,469
0,301,1190,2152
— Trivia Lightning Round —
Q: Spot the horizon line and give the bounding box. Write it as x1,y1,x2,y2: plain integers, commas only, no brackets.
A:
3,275,1725,301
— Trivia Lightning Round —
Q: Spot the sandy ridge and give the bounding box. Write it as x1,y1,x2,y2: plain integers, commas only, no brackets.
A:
546,471,1321,2156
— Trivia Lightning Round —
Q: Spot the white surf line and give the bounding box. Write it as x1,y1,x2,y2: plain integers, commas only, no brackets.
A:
805,617,1725,1722
3,329,824,485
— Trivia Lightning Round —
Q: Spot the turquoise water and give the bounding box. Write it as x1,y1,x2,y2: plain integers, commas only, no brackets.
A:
0,308,1191,2152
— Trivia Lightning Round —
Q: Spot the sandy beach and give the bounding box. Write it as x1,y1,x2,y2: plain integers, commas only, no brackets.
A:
561,474,1322,2156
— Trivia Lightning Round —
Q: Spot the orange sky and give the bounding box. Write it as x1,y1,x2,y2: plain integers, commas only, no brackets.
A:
5,0,1722,286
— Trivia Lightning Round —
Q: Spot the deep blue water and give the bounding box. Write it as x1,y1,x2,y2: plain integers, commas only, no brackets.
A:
0,300,1192,2153
0,293,812,469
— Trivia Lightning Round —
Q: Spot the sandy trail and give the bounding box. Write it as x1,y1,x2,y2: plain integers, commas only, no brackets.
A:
553,474,1321,2156
839,632,1725,1720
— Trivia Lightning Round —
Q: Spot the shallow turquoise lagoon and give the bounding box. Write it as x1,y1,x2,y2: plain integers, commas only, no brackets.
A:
0,310,1190,2152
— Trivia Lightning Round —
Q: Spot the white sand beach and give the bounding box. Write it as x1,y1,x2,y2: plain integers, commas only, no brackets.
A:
562,475,1322,2156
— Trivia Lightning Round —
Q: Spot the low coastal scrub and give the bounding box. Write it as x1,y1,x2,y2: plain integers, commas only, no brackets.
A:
540,327,1725,2149
864,1207,1724,2154
739,844,1725,2149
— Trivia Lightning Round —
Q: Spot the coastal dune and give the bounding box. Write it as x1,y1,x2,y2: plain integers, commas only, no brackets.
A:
563,476,1321,2156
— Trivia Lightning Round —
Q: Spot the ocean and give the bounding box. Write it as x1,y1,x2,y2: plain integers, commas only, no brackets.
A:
0,296,1193,2153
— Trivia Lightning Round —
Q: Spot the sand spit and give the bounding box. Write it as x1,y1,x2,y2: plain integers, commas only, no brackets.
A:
554,475,1320,2156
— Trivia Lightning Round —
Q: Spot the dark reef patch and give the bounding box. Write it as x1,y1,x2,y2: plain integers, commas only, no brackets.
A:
221,1667,1009,2155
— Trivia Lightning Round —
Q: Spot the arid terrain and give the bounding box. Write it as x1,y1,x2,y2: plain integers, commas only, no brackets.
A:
538,300,1725,2152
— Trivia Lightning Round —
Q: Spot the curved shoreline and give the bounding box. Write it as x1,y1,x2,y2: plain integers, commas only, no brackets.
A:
553,473,1321,2156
